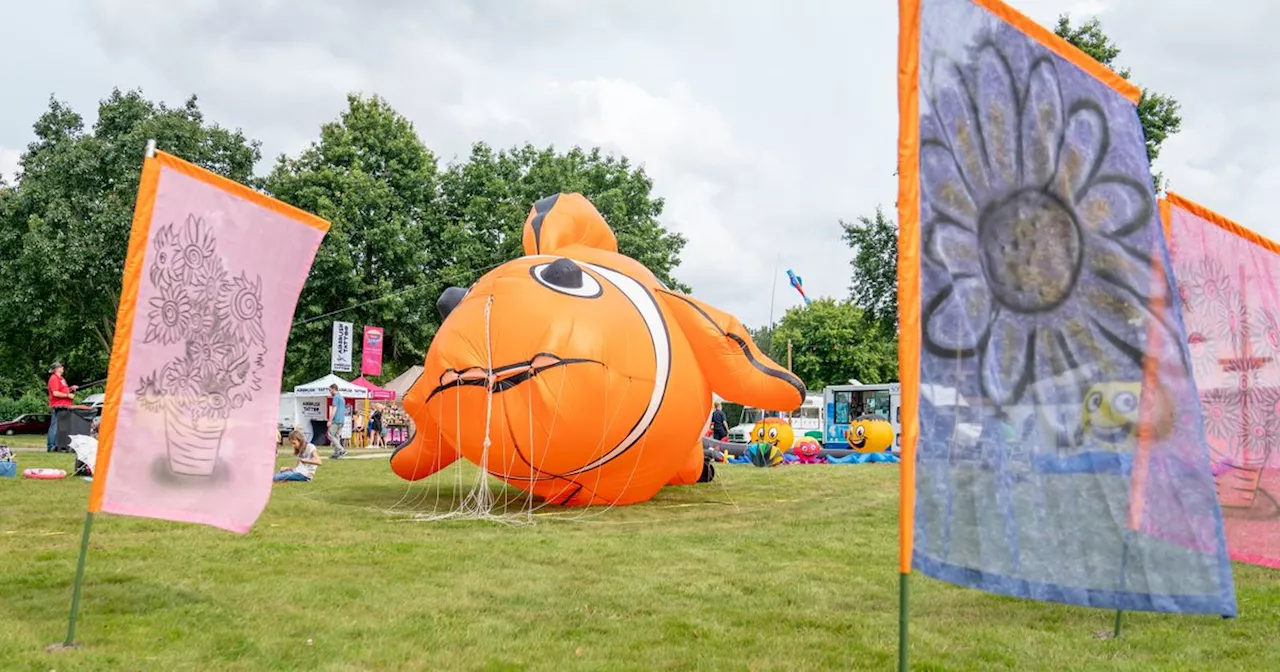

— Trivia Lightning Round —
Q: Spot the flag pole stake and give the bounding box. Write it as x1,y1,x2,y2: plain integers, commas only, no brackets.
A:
50,511,95,650
898,572,910,670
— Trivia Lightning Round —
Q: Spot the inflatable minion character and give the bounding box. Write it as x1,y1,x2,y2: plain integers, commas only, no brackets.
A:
847,414,894,453
751,417,795,453
1081,381,1174,450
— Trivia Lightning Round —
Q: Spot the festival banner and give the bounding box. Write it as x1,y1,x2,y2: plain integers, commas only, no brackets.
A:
361,325,384,377
1164,192,1280,569
88,149,329,534
331,321,353,373
897,0,1235,615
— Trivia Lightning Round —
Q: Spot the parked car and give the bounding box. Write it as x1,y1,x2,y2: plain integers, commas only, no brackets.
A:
0,413,51,435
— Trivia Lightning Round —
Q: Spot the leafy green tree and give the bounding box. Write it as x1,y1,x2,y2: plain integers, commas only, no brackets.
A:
0,89,693,401
1054,14,1182,190
437,142,689,293
841,206,898,336
767,299,896,391
262,94,444,388
0,89,259,396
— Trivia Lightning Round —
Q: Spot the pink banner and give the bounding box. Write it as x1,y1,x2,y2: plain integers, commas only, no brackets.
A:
91,151,328,534
1166,193,1280,568
361,326,384,377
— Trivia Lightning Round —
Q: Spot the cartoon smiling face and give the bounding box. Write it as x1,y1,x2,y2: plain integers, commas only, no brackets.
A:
752,417,795,451
847,414,893,453
1081,381,1174,449
793,437,822,459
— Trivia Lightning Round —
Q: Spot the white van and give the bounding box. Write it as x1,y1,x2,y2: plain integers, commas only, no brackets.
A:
728,393,826,444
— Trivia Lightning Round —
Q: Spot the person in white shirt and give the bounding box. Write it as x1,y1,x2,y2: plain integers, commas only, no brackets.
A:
275,430,321,483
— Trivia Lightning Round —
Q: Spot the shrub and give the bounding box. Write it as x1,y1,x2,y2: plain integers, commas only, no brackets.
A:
0,390,49,421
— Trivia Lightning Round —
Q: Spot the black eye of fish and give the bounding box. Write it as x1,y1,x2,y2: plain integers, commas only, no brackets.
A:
437,286,468,320
541,258,583,289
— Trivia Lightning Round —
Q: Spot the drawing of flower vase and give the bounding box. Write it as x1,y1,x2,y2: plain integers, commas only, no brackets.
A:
136,215,266,478
162,396,229,476
1197,363,1280,517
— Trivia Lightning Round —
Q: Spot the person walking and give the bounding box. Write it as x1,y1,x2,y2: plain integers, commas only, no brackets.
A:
327,383,348,459
711,401,729,442
47,362,77,452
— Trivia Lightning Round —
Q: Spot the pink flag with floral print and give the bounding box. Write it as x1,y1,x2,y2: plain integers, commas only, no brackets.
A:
90,150,329,534
1166,192,1280,569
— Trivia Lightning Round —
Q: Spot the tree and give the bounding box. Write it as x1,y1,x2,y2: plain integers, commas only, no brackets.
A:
747,324,774,361
767,299,897,392
0,90,260,396
265,102,691,387
841,206,898,336
1054,15,1182,190
436,142,689,293
262,94,444,388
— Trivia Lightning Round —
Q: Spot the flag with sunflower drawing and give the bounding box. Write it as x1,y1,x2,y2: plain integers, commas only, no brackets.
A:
1164,192,1280,570
897,0,1236,615
89,149,329,534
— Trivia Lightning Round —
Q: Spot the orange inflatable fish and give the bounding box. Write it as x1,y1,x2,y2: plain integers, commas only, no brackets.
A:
391,193,805,505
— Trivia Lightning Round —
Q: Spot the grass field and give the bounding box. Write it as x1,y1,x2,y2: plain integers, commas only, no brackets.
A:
3,450,1279,671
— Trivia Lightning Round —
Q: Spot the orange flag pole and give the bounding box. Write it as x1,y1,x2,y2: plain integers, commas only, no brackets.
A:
896,0,922,668
1110,197,1176,639
55,138,157,650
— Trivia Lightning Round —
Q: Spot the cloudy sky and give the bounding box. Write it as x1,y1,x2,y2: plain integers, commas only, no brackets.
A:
1,0,1276,329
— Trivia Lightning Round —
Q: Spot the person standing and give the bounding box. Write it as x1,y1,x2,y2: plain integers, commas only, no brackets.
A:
369,404,384,448
711,401,729,442
47,362,77,452
327,383,348,459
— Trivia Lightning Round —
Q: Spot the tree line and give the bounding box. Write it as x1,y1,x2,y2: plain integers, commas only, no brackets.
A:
0,14,1176,413
0,92,686,405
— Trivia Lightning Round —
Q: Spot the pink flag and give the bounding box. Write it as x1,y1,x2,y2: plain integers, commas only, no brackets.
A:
90,149,329,534
1165,192,1280,568
361,326,384,377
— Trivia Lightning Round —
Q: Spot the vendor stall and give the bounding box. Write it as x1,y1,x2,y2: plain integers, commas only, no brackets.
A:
351,376,396,448
290,374,370,446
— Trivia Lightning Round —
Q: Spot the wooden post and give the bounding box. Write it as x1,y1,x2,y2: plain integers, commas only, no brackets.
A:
787,339,793,371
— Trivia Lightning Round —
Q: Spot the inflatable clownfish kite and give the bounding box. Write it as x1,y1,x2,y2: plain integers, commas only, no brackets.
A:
391,193,806,506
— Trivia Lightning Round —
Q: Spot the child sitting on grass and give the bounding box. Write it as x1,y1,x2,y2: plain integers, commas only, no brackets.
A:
275,430,321,483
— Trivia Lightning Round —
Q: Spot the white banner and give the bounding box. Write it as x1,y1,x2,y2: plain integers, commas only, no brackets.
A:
331,321,353,372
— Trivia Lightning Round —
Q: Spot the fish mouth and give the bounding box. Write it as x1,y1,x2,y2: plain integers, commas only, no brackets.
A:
426,353,600,403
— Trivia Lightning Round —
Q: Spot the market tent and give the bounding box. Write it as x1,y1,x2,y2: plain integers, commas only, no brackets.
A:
352,376,396,401
293,373,370,399
291,374,368,444
383,365,422,399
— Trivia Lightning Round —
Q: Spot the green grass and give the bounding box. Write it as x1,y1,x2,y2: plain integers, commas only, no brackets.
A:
2,434,49,449
2,452,1279,671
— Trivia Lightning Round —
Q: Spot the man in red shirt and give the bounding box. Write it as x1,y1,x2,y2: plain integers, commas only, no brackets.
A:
47,362,76,452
